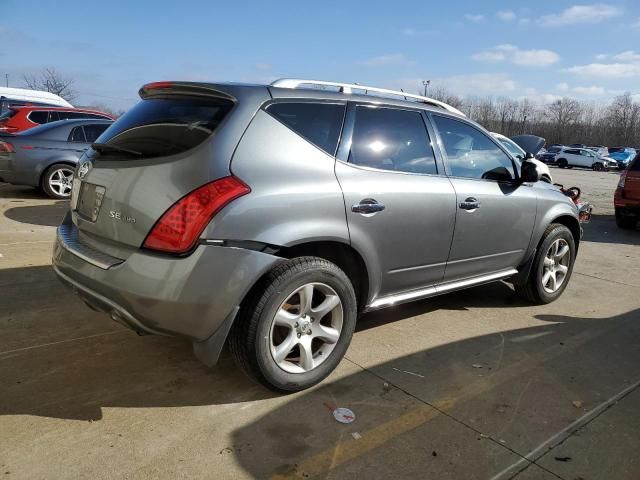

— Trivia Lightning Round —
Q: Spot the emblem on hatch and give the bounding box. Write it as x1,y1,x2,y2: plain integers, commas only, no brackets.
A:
78,160,92,179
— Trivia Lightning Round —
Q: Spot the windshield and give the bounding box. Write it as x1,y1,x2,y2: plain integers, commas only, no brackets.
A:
93,96,233,159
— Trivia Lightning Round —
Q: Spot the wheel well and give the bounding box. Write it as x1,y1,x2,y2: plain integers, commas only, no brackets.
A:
276,241,370,311
38,161,75,187
551,215,581,250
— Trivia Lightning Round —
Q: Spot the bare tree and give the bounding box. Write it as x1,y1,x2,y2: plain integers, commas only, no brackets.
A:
546,98,581,144
23,68,76,102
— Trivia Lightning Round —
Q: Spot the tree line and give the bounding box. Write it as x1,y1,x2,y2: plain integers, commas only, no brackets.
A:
427,86,640,148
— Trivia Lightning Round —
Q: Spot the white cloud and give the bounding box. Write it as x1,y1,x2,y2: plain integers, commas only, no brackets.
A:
565,62,640,77
359,54,415,67
497,10,516,21
539,4,622,27
472,44,560,67
556,82,570,91
591,50,640,62
464,14,485,23
613,50,640,62
572,85,606,95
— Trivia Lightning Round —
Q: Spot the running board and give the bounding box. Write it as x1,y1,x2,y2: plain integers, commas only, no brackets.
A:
367,269,518,310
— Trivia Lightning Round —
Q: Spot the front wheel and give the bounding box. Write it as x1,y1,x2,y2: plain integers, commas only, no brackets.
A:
228,257,357,392
42,163,74,199
515,224,576,304
593,162,604,171
557,159,568,168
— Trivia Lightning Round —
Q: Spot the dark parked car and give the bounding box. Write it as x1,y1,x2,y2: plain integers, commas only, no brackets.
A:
52,79,581,392
537,145,563,163
0,119,113,198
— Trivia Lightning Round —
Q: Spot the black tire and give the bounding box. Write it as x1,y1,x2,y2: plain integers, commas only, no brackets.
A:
557,158,568,168
615,210,637,230
515,224,576,304
228,256,357,392
41,163,74,199
593,162,603,171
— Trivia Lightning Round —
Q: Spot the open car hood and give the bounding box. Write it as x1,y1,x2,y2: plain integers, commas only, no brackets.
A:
511,135,545,155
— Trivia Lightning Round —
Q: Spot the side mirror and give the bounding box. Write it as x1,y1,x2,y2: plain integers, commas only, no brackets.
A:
524,152,535,160
520,160,541,183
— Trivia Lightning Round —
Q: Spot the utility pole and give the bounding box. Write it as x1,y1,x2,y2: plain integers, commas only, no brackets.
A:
422,80,430,96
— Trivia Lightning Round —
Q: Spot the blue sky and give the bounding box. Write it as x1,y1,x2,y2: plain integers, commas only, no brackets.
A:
2,0,640,110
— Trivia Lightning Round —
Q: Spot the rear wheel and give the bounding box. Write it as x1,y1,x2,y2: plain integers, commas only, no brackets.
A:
228,256,357,392
42,163,74,199
515,224,576,304
615,210,637,230
593,162,604,171
557,158,568,168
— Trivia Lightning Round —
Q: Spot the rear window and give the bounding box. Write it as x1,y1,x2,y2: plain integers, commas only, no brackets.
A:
266,102,345,156
94,97,232,158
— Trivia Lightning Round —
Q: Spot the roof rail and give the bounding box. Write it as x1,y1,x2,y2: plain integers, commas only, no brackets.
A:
270,78,465,116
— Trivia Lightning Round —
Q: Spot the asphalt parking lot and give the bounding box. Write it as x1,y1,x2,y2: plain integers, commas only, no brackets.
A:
1,167,638,480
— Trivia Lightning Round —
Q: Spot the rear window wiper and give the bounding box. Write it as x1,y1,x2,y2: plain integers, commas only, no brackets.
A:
91,142,143,157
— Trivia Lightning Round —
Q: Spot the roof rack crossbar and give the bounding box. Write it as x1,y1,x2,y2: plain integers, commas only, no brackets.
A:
270,78,464,116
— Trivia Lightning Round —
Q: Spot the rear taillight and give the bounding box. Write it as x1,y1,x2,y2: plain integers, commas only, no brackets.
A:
143,176,250,254
618,171,626,189
141,81,174,92
0,141,14,153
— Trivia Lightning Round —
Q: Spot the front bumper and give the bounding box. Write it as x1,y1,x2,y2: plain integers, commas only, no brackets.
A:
52,220,283,342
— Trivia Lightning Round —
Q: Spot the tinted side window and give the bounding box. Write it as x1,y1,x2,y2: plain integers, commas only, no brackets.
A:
83,124,110,142
85,113,111,120
48,111,60,122
432,115,514,181
29,111,49,124
69,126,86,142
267,102,345,156
349,106,437,174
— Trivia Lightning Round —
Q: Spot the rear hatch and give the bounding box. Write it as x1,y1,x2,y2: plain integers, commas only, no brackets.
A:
69,82,266,258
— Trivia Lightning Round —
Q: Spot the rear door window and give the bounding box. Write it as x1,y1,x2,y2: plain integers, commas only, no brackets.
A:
29,111,49,124
266,102,345,156
93,97,233,158
348,105,438,174
69,126,86,142
84,124,110,142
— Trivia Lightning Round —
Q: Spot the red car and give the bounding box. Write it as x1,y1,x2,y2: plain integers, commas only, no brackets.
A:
0,106,114,134
614,152,640,230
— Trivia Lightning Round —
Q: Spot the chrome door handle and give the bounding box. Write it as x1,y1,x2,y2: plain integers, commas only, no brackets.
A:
459,197,480,210
351,198,385,214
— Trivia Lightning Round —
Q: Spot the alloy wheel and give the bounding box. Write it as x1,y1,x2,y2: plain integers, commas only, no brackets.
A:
541,239,571,293
269,282,343,374
48,167,74,197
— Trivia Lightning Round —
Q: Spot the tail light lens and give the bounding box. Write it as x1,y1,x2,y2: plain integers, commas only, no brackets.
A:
618,171,626,189
143,176,250,254
0,141,14,153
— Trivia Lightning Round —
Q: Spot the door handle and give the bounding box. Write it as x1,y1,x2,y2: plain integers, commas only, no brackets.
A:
351,198,385,215
459,197,480,210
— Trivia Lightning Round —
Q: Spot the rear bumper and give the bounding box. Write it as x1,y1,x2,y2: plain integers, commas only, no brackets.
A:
52,220,283,343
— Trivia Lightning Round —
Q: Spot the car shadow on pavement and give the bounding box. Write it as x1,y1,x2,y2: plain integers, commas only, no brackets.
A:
1,267,550,424
582,214,639,245
228,308,640,479
4,200,69,227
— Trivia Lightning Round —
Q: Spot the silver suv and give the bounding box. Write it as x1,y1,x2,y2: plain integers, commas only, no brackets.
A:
52,79,581,392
